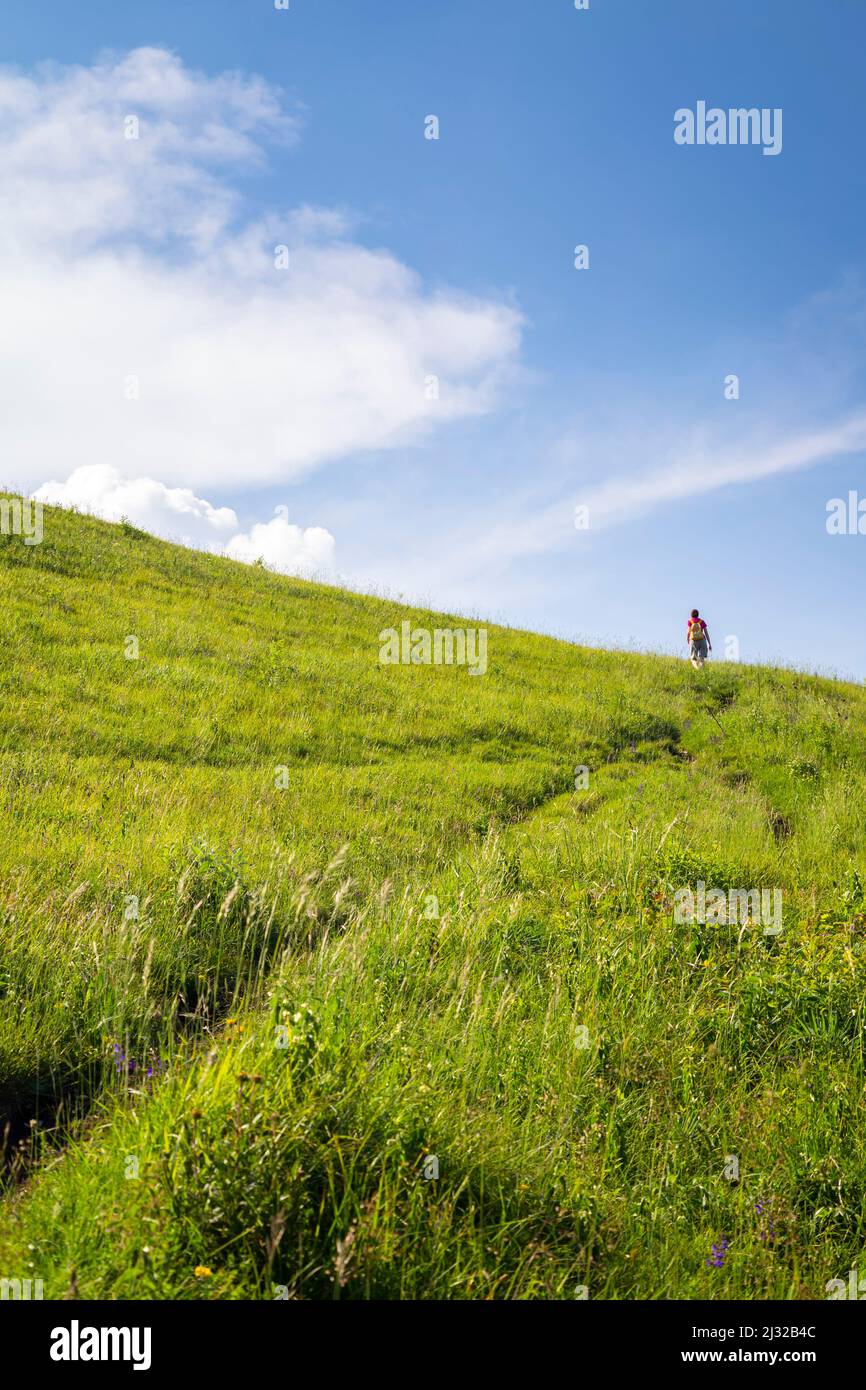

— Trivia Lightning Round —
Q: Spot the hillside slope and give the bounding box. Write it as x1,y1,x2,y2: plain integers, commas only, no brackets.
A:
1,500,865,1299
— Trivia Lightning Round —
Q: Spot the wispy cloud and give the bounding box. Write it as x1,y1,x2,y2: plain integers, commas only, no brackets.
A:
575,412,866,529
395,412,866,588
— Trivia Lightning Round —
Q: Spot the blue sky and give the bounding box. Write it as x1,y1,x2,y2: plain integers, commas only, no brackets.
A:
4,1,866,677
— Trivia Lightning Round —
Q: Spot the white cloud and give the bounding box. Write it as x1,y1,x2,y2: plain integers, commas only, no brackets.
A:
573,413,866,531
0,47,522,494
33,464,238,544
32,464,335,578
0,46,299,253
402,412,866,585
225,516,335,577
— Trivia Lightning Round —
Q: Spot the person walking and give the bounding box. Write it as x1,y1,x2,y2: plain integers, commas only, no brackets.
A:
687,609,711,668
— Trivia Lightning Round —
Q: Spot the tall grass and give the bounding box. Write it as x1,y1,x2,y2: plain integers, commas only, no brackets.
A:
0,498,864,1298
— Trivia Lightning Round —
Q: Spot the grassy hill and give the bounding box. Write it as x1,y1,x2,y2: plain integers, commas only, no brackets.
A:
1,498,865,1299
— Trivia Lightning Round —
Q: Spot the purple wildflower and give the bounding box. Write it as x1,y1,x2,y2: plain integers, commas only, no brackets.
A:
110,1042,167,1082
755,1198,777,1245
706,1236,730,1269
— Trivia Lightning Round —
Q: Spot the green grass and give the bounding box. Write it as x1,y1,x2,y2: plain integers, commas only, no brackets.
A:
1,496,865,1299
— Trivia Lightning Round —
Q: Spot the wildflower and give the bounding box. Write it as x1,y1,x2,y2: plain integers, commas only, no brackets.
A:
706,1236,730,1269
755,1199,777,1245
194,1266,213,1279
110,1041,165,1080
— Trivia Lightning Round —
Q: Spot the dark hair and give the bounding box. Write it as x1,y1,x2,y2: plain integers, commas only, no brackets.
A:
690,608,699,619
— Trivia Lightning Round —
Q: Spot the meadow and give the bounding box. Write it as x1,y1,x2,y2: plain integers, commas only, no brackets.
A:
0,497,864,1299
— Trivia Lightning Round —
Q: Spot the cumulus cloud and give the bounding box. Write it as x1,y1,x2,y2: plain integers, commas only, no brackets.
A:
34,464,238,544
225,516,335,576
32,465,335,577
0,47,522,494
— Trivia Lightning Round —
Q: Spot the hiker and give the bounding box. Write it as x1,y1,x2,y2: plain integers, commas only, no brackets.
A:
687,608,711,668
